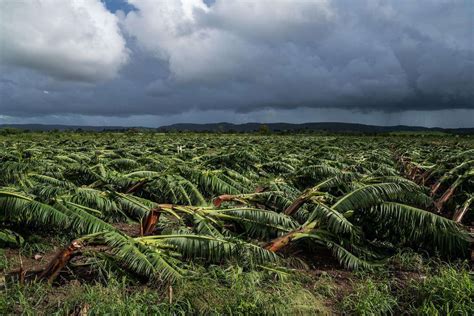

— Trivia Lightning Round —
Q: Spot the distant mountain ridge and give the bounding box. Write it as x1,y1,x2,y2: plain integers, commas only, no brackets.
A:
157,122,474,134
1,122,473,134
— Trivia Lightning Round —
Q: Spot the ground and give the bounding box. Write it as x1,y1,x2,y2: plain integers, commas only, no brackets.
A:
1,240,472,315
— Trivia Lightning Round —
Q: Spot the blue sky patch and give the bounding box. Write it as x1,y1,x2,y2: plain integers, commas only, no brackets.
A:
102,0,137,14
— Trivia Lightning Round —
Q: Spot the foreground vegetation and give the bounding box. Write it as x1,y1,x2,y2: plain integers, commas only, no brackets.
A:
1,258,472,315
1,132,472,314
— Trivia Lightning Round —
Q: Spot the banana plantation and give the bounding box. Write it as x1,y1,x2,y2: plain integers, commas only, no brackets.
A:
1,132,473,314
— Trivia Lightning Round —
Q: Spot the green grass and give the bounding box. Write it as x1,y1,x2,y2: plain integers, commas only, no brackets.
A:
341,278,397,315
2,256,472,315
388,248,426,272
404,265,474,315
0,248,6,271
340,262,474,315
0,265,328,315
172,265,326,315
312,272,336,298
1,279,166,316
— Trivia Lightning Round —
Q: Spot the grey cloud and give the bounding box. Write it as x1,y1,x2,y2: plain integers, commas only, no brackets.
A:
0,0,128,82
0,0,473,124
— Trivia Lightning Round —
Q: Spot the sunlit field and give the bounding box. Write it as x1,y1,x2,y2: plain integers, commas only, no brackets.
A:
1,132,473,314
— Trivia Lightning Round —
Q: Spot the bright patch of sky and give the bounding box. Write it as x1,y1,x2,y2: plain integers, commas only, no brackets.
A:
101,0,137,14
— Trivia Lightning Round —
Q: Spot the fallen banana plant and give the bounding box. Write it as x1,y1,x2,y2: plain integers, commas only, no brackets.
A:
1,134,472,286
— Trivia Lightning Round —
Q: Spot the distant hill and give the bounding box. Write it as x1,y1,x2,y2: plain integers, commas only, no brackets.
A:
1,122,473,134
156,122,474,134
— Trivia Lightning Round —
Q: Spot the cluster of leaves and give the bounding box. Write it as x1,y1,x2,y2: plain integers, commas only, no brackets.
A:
396,139,473,223
0,133,471,283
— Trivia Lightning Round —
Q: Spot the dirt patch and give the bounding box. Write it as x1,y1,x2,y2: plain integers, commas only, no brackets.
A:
112,222,141,237
3,248,58,273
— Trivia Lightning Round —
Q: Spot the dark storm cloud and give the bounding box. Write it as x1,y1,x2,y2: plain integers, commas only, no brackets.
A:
0,0,473,123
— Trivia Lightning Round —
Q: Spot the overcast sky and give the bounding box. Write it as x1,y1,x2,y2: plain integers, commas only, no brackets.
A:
0,0,473,127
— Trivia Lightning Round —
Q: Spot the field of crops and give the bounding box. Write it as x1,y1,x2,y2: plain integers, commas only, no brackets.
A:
1,132,473,314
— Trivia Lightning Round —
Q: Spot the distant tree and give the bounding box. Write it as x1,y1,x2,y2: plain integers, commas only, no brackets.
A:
258,124,271,135
0,128,21,136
